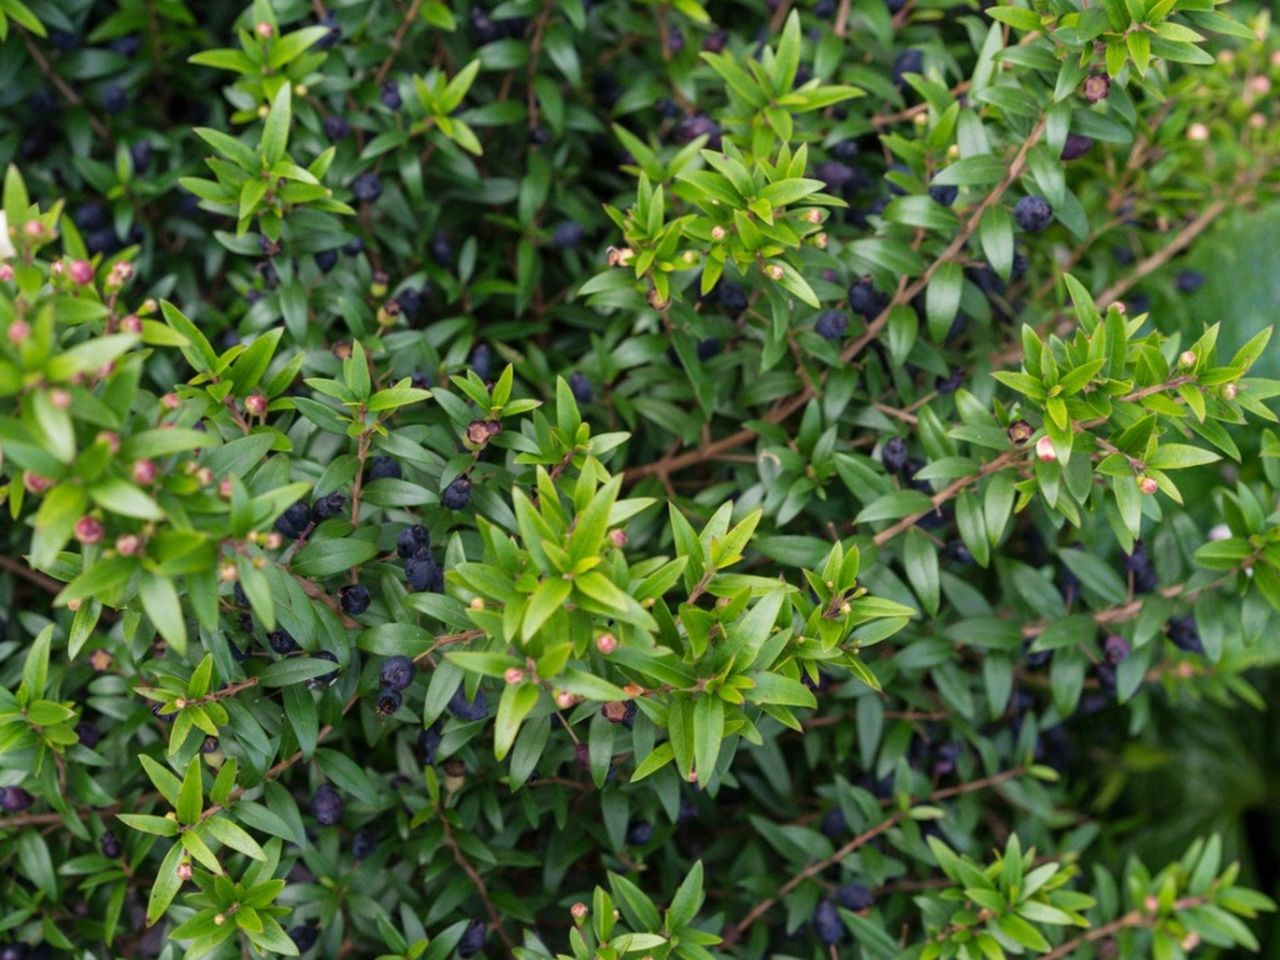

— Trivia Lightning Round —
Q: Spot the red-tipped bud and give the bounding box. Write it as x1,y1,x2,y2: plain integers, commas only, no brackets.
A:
116,534,141,556
1035,436,1057,463
595,633,618,655
504,667,525,685
244,393,267,417
1139,476,1159,496
132,459,157,485
75,516,105,545
68,260,94,286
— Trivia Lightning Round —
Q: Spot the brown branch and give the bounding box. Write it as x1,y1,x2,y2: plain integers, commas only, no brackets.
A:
441,815,517,949
0,554,64,594
21,33,111,141
373,0,425,85
1039,897,1204,960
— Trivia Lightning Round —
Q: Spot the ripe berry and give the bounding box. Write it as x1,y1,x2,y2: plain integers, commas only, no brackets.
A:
447,687,488,721
314,249,339,272
375,687,402,716
275,500,312,539
310,784,343,825
102,85,128,114
820,808,847,839
380,655,416,691
267,629,296,654
0,786,34,811
813,899,844,945
703,29,728,52
469,343,492,380
311,492,346,522
418,723,443,764
352,172,383,203
442,475,472,510
380,79,403,110
569,371,593,402
695,337,722,361
880,436,908,474
1103,635,1130,664
395,286,425,318
324,114,349,140
1014,195,1054,232
675,114,722,148
552,220,587,249
1060,133,1094,161
1122,545,1158,594
717,281,748,317
815,161,858,192
1176,270,1206,293
308,651,340,688
290,924,320,953
100,832,123,858
367,456,401,482
929,183,958,206
1167,615,1203,654
352,826,378,859
430,232,455,266
130,140,152,173
848,276,883,317
458,919,487,958
836,882,874,911
815,310,848,340
397,524,431,558
625,821,653,845
405,554,443,593
339,584,371,616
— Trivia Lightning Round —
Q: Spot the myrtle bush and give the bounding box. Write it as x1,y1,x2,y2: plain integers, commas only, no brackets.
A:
2,0,1280,957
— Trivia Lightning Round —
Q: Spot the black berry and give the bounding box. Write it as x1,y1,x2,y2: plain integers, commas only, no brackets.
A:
1176,270,1206,294
568,371,593,403
1060,133,1093,161
311,492,346,522
813,899,844,944
380,655,416,691
308,651,340,689
552,220,587,249
442,475,472,510
339,584,371,616
100,832,122,858
1167,614,1203,654
368,456,402,482
625,821,653,845
880,436,908,474
352,826,378,859
836,882,874,911
375,686,402,716
929,183,958,206
275,500,312,539
458,919,487,958
267,629,296,654
815,310,848,340
447,687,488,721
352,172,383,203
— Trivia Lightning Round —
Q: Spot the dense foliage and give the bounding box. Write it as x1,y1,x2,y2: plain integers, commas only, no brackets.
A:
1,0,1279,957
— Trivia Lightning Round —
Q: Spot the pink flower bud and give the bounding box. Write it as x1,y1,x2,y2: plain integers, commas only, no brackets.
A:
23,473,52,494
766,264,784,280
132,459,157,485
96,431,120,454
244,393,267,417
263,532,283,550
255,21,274,37
1178,350,1196,368
504,668,525,685
710,226,726,241
595,633,618,655
570,902,589,921
0,264,13,282
24,220,45,239
555,691,576,710
219,562,238,582
608,529,628,548
1222,383,1239,400
75,516,105,545
1139,476,1159,496
121,314,142,334
1035,436,1057,463
68,260,94,286
160,393,180,410
8,320,30,343
50,388,71,409
177,862,193,881
116,534,141,556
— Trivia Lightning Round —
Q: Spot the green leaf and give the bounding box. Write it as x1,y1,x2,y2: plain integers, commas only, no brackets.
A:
140,572,187,654
260,83,292,165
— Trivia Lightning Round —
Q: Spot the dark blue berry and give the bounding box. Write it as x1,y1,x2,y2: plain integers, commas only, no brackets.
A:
130,140,152,174
380,655,416,691
1122,545,1158,594
458,919,487,958
380,79,403,110
469,343,492,380
655,97,680,120
625,821,653,845
268,629,296,655
552,220,587,249
813,899,843,945
396,524,431,558
405,554,443,593
836,882,873,911
885,163,910,196
1176,270,1206,294
418,723,443,764
1103,635,1130,664
324,114,349,140
848,277,882,317
929,183,958,206
351,827,378,859
290,925,320,952
375,686,402,716
1167,614,1202,654
100,832,122,858
1024,640,1051,668
410,370,432,390
308,651,340,689
102,85,128,114
317,13,341,48
469,7,503,43
880,436,908,474
51,29,79,51
1060,133,1093,161
275,504,312,542
892,49,924,86
368,456,401,481
395,286,424,318
339,584,371,616
815,161,858,192
352,172,383,203
311,492,346,522
717,281,748,317
430,231,455,266
815,310,848,340
1014,195,1054,232
74,202,108,231
529,125,552,145
820,808,847,839
675,114,722,149
310,784,343,825
695,337,722,361
447,687,488,722
568,371,593,403
442,475,472,511
314,249,339,273
703,29,728,52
